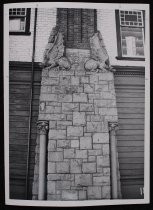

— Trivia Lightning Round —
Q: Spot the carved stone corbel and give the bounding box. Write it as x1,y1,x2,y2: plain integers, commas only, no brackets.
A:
108,121,119,132
42,26,71,71
84,31,115,73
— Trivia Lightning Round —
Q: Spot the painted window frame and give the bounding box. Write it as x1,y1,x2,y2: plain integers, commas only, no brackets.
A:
9,8,31,35
115,10,145,61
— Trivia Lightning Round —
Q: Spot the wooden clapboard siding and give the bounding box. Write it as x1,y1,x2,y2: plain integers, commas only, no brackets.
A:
114,68,145,199
9,62,42,199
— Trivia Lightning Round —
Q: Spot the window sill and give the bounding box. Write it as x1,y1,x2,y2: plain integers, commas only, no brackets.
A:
9,31,31,36
116,56,145,61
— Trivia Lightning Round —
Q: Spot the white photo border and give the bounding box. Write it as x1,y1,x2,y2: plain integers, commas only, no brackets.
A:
4,2,150,206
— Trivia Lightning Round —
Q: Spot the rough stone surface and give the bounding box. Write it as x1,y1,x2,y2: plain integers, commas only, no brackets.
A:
67,126,83,137
62,190,78,200
73,112,86,126
75,174,92,186
32,47,119,200
47,181,56,194
56,162,70,173
48,152,63,162
49,130,66,139
93,133,109,143
82,163,96,173
87,186,102,199
70,159,82,173
80,137,92,149
48,162,56,173
97,155,110,167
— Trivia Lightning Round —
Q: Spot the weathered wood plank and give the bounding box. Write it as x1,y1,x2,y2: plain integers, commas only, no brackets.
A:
118,118,144,125
117,102,144,108
117,129,144,135
114,76,145,86
118,146,144,152
116,92,144,98
118,151,144,158
118,124,144,130
120,169,144,176
116,135,144,141
117,140,144,147
119,163,144,170
118,107,144,114
117,97,144,103
118,113,144,119
118,157,144,164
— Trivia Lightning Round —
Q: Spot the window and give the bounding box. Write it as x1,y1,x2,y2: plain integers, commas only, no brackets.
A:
115,10,145,60
9,8,31,35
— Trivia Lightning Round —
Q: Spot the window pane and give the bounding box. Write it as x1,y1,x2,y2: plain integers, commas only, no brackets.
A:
121,26,144,57
119,10,143,27
9,8,26,16
9,18,25,32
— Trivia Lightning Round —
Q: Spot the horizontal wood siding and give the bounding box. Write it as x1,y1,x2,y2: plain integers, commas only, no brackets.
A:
9,62,42,199
114,72,145,199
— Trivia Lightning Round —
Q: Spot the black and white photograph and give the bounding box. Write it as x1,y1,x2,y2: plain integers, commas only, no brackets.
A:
4,2,150,206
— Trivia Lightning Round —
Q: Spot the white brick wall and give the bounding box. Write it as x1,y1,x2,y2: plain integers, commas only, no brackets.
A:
9,8,145,66
35,8,56,62
9,8,35,62
9,8,57,62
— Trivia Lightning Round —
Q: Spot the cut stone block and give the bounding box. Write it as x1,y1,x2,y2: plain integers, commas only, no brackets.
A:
73,112,86,126
93,176,110,186
67,126,83,137
62,190,78,200
71,140,79,148
56,162,70,173
49,130,66,139
57,140,70,149
103,144,110,155
80,103,94,112
56,181,71,190
64,149,75,158
62,103,79,112
80,137,92,149
48,162,56,173
48,140,56,151
102,186,111,199
97,155,110,167
84,84,94,93
73,93,87,102
75,174,92,186
87,122,102,132
75,150,87,159
48,152,63,162
71,76,80,85
93,133,109,143
47,181,56,194
70,159,82,173
79,190,87,200
87,186,101,199
82,162,96,173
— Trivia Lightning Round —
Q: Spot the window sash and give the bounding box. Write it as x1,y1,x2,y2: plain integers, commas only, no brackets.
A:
116,9,145,59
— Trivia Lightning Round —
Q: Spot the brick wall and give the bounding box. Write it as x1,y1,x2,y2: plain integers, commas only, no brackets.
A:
57,9,96,49
32,49,118,200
